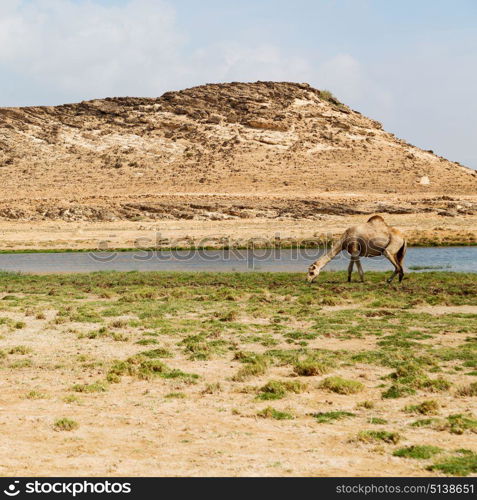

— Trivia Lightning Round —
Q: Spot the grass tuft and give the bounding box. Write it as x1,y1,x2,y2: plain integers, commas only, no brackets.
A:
393,445,442,459
257,407,294,420
427,450,477,476
312,411,355,423
320,376,364,395
456,382,477,397
293,359,332,377
357,430,401,444
71,381,108,393
257,380,307,400
54,418,79,431
404,400,440,415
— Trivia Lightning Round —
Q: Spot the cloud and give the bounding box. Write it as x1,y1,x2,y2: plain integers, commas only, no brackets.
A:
0,1,370,103
189,42,313,84
0,0,474,168
0,0,183,100
0,0,386,108
313,54,394,113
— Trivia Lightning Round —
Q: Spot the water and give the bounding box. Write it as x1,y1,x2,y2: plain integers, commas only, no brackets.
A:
0,246,474,274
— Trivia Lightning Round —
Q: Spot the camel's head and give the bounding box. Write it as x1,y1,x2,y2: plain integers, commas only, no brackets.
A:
307,264,320,283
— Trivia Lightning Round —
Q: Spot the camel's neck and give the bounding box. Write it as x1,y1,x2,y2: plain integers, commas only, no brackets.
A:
315,242,342,271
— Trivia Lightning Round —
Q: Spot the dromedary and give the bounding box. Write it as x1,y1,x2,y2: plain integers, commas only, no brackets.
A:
307,215,407,284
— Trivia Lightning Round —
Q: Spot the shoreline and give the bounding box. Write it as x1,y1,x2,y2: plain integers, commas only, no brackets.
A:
0,240,476,254
0,213,474,252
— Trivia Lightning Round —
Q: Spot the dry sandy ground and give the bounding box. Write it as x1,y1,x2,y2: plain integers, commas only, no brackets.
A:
0,299,475,477
0,213,476,251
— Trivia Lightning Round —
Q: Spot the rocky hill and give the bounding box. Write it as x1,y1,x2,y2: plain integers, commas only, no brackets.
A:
0,81,476,221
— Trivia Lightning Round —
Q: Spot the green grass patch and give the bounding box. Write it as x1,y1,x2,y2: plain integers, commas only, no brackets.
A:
107,356,198,382
54,418,79,431
404,400,440,415
165,392,186,399
393,445,442,459
357,430,401,444
293,359,332,377
442,414,477,435
409,414,477,435
427,450,477,476
71,381,108,393
140,348,173,359
180,334,230,360
312,411,355,423
24,390,48,400
410,418,440,428
257,407,294,420
369,417,387,425
136,339,159,345
257,380,307,400
232,352,269,381
320,376,364,395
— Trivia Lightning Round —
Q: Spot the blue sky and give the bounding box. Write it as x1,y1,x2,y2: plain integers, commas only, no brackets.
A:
1,0,476,168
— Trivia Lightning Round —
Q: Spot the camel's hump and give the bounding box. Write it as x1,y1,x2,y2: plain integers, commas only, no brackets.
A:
367,215,388,227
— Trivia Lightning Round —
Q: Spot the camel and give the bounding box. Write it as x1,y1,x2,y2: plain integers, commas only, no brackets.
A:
307,215,407,284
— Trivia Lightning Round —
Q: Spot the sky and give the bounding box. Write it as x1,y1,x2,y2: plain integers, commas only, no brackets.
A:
0,0,476,168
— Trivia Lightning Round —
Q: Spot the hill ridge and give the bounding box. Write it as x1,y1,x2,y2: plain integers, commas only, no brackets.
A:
0,81,476,221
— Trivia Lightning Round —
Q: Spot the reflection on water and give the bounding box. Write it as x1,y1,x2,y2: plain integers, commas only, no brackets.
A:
0,246,475,273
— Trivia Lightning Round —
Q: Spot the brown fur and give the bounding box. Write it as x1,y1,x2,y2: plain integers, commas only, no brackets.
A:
307,215,407,284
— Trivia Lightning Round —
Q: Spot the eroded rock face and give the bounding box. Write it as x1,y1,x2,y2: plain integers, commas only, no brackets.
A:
0,81,476,221
420,176,431,185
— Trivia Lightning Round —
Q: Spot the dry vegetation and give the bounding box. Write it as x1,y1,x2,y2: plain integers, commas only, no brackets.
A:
0,270,476,477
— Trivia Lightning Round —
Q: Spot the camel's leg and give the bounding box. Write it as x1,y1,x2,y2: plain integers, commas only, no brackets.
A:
347,259,355,282
398,267,404,283
384,250,403,284
396,243,407,283
356,259,365,282
387,269,398,283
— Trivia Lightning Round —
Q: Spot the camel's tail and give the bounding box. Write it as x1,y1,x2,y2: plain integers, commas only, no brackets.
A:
397,240,407,264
